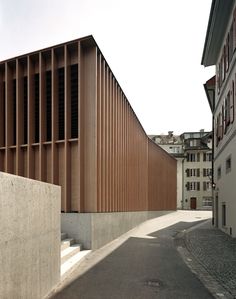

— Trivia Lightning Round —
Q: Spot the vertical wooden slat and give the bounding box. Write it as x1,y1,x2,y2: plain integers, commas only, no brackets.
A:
39,52,46,181
0,67,5,148
78,41,84,212
97,53,102,212
27,56,34,178
112,77,115,212
105,64,109,212
101,59,106,212
16,59,24,175
5,62,14,173
64,45,71,212
115,82,119,211
108,71,112,212
51,49,59,185
79,41,98,212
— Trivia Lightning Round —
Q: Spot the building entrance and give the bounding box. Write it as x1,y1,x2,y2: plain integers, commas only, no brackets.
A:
190,197,197,209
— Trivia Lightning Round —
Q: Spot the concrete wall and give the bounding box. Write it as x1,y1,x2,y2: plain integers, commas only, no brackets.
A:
61,210,173,249
0,172,61,299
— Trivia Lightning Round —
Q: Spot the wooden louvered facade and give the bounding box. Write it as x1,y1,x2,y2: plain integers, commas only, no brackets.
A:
0,35,176,213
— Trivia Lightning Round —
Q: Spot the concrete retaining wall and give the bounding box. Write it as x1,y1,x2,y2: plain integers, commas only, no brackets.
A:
0,172,61,299
61,210,173,249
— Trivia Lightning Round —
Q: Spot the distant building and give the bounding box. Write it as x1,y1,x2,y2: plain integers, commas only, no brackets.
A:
181,131,213,210
202,0,236,237
150,130,213,210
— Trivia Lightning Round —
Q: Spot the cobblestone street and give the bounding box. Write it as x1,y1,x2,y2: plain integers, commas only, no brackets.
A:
182,220,236,299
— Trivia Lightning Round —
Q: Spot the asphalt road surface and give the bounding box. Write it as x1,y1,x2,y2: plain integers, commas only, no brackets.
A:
51,212,213,299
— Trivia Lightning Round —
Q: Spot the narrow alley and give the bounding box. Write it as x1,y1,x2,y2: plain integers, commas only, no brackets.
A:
49,211,226,299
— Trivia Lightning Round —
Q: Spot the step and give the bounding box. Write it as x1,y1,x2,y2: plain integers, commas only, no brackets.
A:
61,238,75,251
61,249,91,279
61,232,67,241
61,244,82,264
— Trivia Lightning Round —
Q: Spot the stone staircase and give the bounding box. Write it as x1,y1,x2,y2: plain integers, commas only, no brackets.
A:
61,233,91,279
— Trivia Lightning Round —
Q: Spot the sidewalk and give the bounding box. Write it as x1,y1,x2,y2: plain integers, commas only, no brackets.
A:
181,220,236,299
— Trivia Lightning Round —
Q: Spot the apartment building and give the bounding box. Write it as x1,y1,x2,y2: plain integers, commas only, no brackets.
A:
150,130,212,210
0,35,176,248
181,131,213,210
202,0,236,237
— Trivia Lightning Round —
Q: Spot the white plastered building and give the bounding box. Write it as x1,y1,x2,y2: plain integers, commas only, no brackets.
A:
202,0,236,237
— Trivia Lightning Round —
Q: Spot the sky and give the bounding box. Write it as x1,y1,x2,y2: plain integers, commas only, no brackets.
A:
0,0,215,135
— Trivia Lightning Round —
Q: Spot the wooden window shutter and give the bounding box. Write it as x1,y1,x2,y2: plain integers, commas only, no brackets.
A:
222,102,225,136
215,118,218,146
226,92,231,126
203,182,206,191
222,48,226,82
226,34,229,71
231,80,235,123
234,8,236,52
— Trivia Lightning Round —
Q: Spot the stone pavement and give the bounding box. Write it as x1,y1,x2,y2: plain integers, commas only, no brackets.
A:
178,219,236,299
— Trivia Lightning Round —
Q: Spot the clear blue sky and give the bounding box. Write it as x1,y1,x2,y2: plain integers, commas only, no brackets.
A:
0,0,215,135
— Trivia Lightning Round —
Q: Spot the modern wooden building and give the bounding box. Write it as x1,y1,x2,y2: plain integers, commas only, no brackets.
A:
0,35,176,248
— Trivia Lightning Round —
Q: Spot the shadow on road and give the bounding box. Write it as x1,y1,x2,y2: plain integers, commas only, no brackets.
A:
51,219,213,299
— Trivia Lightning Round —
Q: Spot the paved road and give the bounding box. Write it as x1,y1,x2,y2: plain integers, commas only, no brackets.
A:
51,211,213,299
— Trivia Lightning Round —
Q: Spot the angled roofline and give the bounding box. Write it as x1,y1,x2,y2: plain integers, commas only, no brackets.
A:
201,0,234,66
0,35,149,140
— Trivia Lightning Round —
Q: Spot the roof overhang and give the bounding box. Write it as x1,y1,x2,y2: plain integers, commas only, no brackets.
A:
203,76,215,112
201,0,234,67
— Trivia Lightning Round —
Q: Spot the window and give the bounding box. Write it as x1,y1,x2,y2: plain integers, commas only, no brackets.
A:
186,168,200,177
189,139,200,147
169,146,181,154
203,153,212,162
202,197,213,207
203,168,212,177
187,153,195,162
226,156,232,173
217,166,221,179
203,181,211,191
224,92,231,133
186,182,200,191
222,203,226,227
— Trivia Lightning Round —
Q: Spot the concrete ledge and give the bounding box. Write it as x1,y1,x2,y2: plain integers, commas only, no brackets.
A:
61,210,174,249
